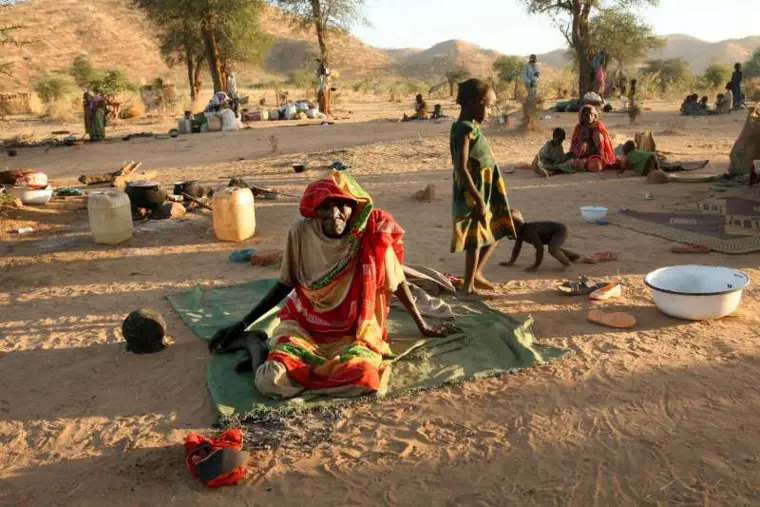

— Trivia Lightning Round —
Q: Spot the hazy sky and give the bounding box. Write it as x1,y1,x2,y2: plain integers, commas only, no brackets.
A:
353,0,759,55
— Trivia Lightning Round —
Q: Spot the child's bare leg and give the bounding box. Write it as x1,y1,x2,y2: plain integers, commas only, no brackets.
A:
560,248,581,262
474,243,499,289
463,248,479,295
549,246,573,268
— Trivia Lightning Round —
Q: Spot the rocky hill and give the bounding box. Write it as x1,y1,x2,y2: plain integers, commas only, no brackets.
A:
1,0,758,93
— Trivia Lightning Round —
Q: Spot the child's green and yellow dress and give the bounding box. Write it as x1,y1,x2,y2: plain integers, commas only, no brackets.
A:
450,120,515,252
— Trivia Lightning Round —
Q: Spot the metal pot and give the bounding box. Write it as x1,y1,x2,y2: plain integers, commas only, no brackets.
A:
126,181,168,210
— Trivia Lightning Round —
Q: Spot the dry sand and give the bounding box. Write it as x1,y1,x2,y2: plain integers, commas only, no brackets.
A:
2,99,760,506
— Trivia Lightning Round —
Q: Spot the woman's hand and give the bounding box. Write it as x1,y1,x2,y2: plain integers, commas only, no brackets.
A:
475,197,487,224
208,320,247,354
420,322,461,339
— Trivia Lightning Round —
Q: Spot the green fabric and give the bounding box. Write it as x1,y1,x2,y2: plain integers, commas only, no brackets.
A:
91,108,106,140
168,279,568,416
449,121,515,252
625,150,655,175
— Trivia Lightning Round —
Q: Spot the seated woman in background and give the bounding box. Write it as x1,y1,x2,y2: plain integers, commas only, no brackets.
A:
716,83,734,114
403,94,430,121
567,105,616,173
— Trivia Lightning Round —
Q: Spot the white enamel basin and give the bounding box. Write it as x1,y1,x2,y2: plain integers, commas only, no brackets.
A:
644,265,750,321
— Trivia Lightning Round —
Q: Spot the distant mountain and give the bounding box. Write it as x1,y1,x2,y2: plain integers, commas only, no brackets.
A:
654,34,760,74
384,40,503,79
1,0,758,93
536,35,760,74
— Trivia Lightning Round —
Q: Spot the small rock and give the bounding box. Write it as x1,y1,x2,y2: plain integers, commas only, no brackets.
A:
413,184,437,202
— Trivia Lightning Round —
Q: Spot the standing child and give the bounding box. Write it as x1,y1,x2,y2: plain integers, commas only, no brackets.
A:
731,63,743,111
450,78,516,295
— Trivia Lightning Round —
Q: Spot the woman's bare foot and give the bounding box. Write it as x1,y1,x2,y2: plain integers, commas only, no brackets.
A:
474,273,496,290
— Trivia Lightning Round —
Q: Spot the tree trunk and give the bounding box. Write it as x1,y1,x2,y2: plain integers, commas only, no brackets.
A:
310,0,329,66
201,14,224,93
448,79,455,97
571,1,593,96
193,55,204,104
185,47,196,103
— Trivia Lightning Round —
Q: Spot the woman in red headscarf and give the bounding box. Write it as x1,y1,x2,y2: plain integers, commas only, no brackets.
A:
569,105,617,172
209,170,454,398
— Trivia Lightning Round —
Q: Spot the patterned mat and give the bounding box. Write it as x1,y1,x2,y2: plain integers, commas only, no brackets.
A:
610,197,760,254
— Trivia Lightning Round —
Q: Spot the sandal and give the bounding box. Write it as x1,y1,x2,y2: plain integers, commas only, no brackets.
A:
589,281,622,301
587,309,636,329
558,276,609,296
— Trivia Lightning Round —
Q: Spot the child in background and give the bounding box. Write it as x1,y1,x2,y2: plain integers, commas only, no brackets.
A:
620,140,658,176
533,127,573,177
450,78,516,295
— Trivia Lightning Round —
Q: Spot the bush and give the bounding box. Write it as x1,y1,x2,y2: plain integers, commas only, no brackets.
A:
44,96,79,122
745,78,760,102
71,55,98,89
33,74,77,104
90,70,136,97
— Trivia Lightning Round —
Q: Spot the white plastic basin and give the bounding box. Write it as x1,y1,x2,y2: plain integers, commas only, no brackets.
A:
644,265,750,320
6,185,53,205
580,205,608,223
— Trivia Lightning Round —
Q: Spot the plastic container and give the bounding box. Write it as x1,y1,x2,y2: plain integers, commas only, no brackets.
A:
259,110,269,121
7,184,53,205
212,187,255,242
220,109,239,131
207,114,223,132
177,119,192,134
88,191,133,244
580,205,608,223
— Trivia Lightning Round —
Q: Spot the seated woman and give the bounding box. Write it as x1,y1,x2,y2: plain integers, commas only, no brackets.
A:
567,105,616,172
716,83,734,114
403,94,430,121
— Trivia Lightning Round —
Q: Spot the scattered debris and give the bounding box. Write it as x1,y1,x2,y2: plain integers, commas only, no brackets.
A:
229,248,256,263
79,161,155,189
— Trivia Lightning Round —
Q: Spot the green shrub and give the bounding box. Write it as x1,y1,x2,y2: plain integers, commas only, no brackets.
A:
33,73,76,104
90,70,136,96
71,55,98,89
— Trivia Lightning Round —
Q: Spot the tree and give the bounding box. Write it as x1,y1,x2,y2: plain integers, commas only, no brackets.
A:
642,58,692,92
493,55,523,83
703,62,732,89
744,48,760,79
445,67,470,97
274,0,366,68
71,55,99,89
588,7,662,70
519,0,658,95
135,0,270,94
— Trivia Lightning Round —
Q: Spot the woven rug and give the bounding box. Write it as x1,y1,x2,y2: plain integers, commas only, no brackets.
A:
610,197,760,254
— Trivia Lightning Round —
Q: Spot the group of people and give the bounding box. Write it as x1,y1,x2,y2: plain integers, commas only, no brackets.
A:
207,77,578,399
681,63,745,116
402,94,446,121
532,105,616,176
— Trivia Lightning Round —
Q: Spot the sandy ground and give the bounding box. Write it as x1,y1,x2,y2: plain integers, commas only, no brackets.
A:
2,98,760,506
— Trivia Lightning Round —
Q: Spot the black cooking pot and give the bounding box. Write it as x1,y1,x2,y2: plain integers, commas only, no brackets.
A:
126,181,168,210
174,181,205,199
